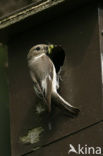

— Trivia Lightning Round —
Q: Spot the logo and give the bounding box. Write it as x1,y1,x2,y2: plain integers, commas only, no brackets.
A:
68,144,102,155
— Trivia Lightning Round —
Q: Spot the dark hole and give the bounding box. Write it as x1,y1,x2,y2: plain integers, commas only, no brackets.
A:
48,45,65,73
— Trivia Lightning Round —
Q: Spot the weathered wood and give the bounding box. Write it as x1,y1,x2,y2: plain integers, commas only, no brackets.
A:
0,0,96,30
29,122,103,156
0,45,10,156
0,0,64,30
98,3,103,115
0,0,98,43
8,4,103,156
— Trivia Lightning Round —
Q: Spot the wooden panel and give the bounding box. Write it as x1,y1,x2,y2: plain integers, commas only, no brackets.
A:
29,122,103,156
0,45,10,156
8,4,103,156
98,4,103,115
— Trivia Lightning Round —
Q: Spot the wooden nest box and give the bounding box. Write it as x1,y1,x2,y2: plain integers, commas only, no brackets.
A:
0,0,103,156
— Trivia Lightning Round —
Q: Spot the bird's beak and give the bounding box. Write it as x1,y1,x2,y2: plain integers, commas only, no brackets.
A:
48,45,54,54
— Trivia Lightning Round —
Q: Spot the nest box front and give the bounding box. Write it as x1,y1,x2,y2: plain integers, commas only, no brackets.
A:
0,1,103,156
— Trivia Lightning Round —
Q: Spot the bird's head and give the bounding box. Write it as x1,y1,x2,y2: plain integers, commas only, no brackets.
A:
27,43,65,73
27,44,54,60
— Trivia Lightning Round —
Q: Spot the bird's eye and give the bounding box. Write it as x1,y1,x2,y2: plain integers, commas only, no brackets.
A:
36,47,40,51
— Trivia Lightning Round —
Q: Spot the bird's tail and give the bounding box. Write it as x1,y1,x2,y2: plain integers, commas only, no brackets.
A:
51,92,79,116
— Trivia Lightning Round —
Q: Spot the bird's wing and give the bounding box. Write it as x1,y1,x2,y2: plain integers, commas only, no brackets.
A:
44,56,54,112
45,75,52,112
30,54,54,112
30,71,46,101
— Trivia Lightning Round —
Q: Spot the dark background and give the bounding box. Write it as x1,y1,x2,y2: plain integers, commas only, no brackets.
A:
0,45,10,156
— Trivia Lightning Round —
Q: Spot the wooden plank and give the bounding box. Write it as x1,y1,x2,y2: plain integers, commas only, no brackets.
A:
98,3,103,115
0,0,95,30
8,4,103,156
0,1,97,43
29,122,103,156
0,45,10,155
0,0,64,30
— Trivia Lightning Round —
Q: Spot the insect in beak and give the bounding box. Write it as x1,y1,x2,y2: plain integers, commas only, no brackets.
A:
48,45,54,54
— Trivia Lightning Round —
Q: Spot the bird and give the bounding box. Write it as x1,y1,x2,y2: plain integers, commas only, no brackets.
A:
27,44,79,115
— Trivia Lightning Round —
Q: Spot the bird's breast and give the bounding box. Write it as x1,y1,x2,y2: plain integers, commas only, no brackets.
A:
31,53,45,63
